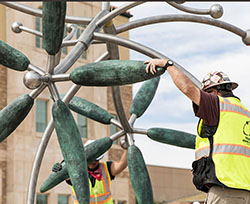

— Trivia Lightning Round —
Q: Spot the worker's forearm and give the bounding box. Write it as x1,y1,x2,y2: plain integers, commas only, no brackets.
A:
168,65,193,94
120,150,128,169
167,65,200,105
111,150,128,176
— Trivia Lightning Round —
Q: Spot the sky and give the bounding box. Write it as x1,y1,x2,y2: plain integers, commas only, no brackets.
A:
111,1,250,169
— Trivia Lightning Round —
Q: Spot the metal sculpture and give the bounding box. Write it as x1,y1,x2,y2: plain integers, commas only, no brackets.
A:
0,2,249,204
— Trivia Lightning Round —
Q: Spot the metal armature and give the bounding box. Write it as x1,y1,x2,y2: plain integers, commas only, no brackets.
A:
0,1,250,204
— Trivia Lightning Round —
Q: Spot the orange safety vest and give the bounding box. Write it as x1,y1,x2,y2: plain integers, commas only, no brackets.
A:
71,162,113,204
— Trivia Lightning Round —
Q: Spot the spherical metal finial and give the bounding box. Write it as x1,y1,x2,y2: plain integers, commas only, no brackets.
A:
242,29,250,46
210,4,223,19
11,22,23,33
174,0,185,4
66,24,73,33
23,71,42,89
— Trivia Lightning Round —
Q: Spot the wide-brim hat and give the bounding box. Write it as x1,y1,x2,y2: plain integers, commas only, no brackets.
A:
201,71,238,91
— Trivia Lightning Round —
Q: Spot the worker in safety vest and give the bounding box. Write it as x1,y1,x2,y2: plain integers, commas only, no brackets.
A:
145,58,250,204
53,140,128,204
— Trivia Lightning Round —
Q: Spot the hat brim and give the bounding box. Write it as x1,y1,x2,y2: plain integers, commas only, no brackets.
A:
203,81,238,91
96,154,104,161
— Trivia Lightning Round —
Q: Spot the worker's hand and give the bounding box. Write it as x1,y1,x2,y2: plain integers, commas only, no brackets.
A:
144,59,168,75
52,162,62,172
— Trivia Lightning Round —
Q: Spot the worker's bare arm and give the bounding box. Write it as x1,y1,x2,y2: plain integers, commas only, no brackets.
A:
110,150,127,176
144,59,200,105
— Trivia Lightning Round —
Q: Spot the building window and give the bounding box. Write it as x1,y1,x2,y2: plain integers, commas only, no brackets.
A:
118,201,126,204
36,100,47,132
76,25,86,59
35,16,42,48
77,114,87,138
58,195,69,204
36,194,48,204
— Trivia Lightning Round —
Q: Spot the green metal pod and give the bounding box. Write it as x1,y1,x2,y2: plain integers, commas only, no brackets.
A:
0,94,34,143
85,137,113,162
40,137,113,193
42,2,66,55
68,96,114,124
0,40,30,71
40,163,69,193
147,128,196,149
52,100,89,204
127,144,154,204
70,60,165,86
130,77,160,118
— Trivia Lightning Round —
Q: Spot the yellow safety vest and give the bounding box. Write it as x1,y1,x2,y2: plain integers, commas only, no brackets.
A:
195,96,250,191
71,162,113,204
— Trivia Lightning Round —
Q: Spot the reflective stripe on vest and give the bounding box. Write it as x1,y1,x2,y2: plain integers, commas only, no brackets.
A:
71,162,113,204
220,98,250,118
89,163,112,204
195,144,250,159
195,96,250,191
71,189,78,204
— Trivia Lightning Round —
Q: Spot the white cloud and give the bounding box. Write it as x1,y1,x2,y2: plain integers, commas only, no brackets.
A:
112,2,250,168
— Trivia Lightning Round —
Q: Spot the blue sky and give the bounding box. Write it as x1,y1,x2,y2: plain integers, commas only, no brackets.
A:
111,2,250,169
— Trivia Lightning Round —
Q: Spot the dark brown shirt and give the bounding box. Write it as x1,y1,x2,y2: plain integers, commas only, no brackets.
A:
193,90,219,126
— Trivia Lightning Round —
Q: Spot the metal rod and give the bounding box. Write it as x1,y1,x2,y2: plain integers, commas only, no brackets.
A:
19,25,42,37
132,128,148,135
64,24,78,41
1,2,92,25
96,2,144,27
39,75,50,83
102,20,133,134
26,119,55,204
54,50,62,68
27,64,45,76
110,130,126,141
46,55,56,74
28,84,47,99
62,39,106,48
110,118,122,129
54,10,108,75
167,1,210,15
93,32,202,88
95,51,110,62
116,14,246,38
126,132,134,146
61,40,78,47
47,83,60,101
62,84,81,104
102,2,110,11
50,74,70,82
127,114,137,146
129,114,137,127
54,42,85,74
78,10,109,45
111,86,132,133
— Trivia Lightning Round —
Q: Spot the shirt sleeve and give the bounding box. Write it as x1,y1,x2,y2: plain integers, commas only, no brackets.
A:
106,161,115,180
192,90,219,126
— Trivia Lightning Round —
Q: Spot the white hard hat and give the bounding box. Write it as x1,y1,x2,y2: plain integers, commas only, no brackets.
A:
84,140,104,160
